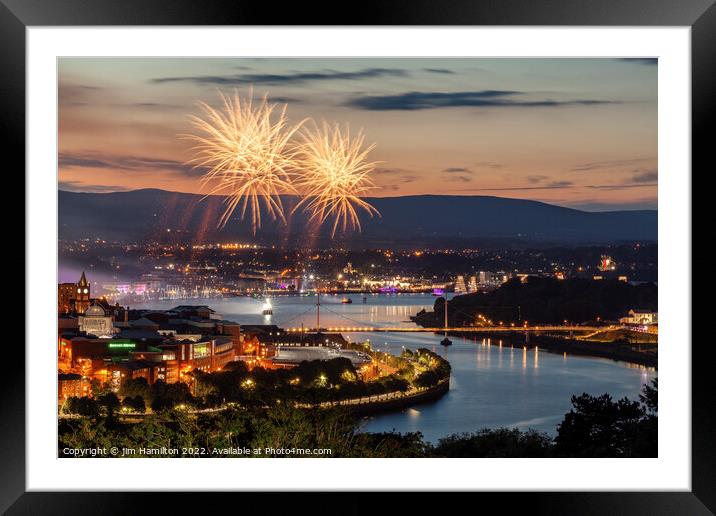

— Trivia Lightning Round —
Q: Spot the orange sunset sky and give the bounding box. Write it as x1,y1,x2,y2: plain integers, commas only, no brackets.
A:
59,57,657,211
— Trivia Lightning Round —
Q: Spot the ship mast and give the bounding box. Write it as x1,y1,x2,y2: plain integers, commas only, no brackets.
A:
316,290,320,333
444,295,448,335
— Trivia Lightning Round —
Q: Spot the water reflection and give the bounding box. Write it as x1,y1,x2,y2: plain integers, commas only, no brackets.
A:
135,294,657,442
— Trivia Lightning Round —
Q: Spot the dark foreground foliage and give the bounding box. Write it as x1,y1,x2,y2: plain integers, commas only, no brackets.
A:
59,379,657,458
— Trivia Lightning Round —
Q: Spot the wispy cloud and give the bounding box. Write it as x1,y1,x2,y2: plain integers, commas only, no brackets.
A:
464,182,574,192
442,167,473,183
527,175,549,184
616,58,658,66
474,161,502,169
59,152,205,177
445,175,473,183
376,173,420,191
424,68,455,74
570,157,654,171
345,90,620,111
59,181,130,193
586,183,657,190
373,167,411,175
150,68,409,86
630,169,658,183
59,82,104,106
562,199,657,211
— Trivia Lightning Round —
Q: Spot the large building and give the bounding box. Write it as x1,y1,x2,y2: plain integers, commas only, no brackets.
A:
619,309,658,327
59,304,245,393
58,373,89,405
454,275,467,294
78,304,115,338
58,271,91,314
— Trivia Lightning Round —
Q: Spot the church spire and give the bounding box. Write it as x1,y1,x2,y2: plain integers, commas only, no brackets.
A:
79,271,88,287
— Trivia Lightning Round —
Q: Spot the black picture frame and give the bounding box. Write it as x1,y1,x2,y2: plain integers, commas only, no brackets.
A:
3,0,707,512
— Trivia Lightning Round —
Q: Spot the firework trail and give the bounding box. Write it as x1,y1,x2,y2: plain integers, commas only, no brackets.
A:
292,121,381,238
186,89,303,233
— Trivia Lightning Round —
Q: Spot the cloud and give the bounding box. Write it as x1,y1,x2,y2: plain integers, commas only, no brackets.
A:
59,83,104,106
59,152,206,177
344,90,620,111
586,183,657,190
59,181,130,193
373,167,410,175
376,173,419,191
474,161,502,169
109,102,183,111
562,199,658,211
464,181,574,192
631,169,658,183
547,180,574,188
424,68,455,74
527,175,549,184
446,175,473,183
150,68,409,86
571,157,654,171
616,58,658,66
442,167,473,183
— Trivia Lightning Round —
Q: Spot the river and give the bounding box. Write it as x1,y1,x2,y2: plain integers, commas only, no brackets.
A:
134,293,656,442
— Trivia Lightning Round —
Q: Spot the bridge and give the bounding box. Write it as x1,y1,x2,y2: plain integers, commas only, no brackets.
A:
279,294,611,335
283,325,606,333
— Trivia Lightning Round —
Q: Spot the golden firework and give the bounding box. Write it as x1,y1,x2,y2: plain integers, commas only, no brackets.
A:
292,121,380,238
186,90,303,233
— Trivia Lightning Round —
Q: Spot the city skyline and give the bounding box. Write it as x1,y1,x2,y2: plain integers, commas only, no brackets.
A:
59,57,657,212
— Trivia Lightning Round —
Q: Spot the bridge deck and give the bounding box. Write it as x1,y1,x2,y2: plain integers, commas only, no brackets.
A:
283,325,606,333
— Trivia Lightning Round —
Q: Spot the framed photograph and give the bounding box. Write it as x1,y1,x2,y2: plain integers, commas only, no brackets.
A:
5,0,709,511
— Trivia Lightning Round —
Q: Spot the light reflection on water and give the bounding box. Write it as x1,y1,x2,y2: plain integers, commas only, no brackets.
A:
134,294,657,442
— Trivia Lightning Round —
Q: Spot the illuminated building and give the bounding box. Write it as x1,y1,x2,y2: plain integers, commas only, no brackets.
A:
468,276,478,293
158,336,236,383
78,304,115,338
75,271,91,313
478,271,507,288
59,303,245,391
619,309,658,326
454,275,467,294
58,373,89,404
598,255,617,272
271,347,372,368
57,271,91,314
58,283,76,314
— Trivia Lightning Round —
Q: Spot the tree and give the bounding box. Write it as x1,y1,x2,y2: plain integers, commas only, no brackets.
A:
122,395,146,414
554,384,657,457
61,396,99,417
434,428,553,458
640,378,658,414
150,380,194,411
119,377,150,402
97,392,121,418
89,378,112,397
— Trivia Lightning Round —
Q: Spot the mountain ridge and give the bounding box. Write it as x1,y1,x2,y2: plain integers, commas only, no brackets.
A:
58,188,657,246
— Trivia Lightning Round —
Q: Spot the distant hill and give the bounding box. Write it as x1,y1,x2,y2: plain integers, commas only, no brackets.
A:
58,189,657,246
413,277,658,326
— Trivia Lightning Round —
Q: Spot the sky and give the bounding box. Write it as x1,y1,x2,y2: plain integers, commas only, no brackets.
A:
58,57,657,211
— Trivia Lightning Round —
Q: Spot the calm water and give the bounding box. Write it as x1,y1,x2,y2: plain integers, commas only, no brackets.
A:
135,293,656,442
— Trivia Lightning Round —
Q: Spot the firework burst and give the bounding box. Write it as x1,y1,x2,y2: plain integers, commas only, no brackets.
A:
186,90,303,233
292,121,381,238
